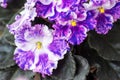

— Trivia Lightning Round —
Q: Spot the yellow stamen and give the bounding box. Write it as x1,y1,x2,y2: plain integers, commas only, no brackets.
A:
98,7,105,13
71,20,77,27
36,42,42,49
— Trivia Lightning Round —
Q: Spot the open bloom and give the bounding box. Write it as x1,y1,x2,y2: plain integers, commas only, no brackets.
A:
14,24,69,77
53,24,88,45
52,8,96,45
83,0,120,34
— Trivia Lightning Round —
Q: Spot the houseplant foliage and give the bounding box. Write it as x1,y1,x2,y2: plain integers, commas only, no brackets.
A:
0,0,120,80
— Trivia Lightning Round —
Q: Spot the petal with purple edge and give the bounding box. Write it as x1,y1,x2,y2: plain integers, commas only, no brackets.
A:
106,2,120,21
48,39,69,58
36,1,55,18
13,23,69,77
81,11,97,30
7,18,31,34
34,53,57,77
68,26,87,45
56,0,78,12
95,14,113,34
14,49,34,70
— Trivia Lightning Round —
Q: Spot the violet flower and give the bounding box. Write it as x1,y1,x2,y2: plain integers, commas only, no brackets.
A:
52,12,87,45
83,0,120,34
53,24,88,45
14,24,69,77
52,6,96,45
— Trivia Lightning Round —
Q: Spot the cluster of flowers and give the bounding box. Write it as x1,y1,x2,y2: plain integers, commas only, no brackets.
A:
1,0,120,77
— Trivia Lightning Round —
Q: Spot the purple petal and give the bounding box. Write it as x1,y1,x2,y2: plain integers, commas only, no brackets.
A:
49,39,69,57
81,11,97,30
33,53,57,77
95,14,113,34
56,0,79,12
68,25,87,45
106,2,120,21
36,1,55,18
14,49,34,70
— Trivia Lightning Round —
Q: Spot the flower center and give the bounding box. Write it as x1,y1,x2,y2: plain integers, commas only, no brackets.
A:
71,20,77,27
54,0,59,3
98,7,105,13
36,42,42,49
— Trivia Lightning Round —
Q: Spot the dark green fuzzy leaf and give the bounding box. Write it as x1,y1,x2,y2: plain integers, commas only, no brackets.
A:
88,21,120,61
3,28,15,46
0,38,15,69
79,44,120,80
0,0,25,24
0,7,18,24
42,53,76,80
0,66,35,80
52,53,76,80
0,7,12,23
95,60,120,80
4,33,15,46
109,61,120,78
10,68,35,80
0,66,17,80
73,55,89,80
0,22,5,39
7,7,24,25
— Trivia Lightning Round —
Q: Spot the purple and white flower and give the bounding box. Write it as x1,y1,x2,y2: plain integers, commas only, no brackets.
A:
52,7,96,45
14,24,69,77
6,0,120,77
83,0,120,34
52,12,88,45
53,24,88,45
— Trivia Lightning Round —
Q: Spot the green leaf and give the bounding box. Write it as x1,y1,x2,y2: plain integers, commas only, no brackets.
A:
7,7,24,25
96,60,120,80
0,0,25,24
0,66,35,80
76,41,120,80
93,54,120,80
109,61,120,78
4,33,15,46
80,47,120,80
10,68,35,80
73,55,90,80
0,22,5,38
3,28,15,46
0,38,15,69
0,66,17,80
0,7,16,24
88,20,120,61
